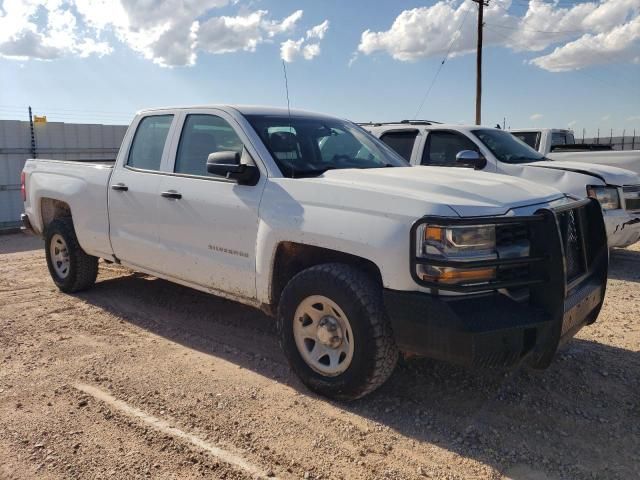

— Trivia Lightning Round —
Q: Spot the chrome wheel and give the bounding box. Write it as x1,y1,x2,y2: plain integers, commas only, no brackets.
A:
50,234,70,279
293,295,354,376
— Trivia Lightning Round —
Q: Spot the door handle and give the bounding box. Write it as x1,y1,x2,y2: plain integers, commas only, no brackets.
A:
111,183,128,191
160,190,182,200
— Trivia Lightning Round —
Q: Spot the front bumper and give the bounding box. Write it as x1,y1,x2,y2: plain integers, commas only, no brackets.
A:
390,198,608,368
604,209,640,248
384,275,604,368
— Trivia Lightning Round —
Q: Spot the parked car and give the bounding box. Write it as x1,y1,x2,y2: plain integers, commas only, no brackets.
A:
365,121,640,248
22,106,608,400
510,128,640,175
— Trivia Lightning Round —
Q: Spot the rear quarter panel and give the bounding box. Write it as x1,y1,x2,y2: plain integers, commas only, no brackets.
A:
23,159,113,258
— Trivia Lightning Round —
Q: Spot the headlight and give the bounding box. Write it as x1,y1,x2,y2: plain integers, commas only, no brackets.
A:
587,185,620,210
415,224,497,284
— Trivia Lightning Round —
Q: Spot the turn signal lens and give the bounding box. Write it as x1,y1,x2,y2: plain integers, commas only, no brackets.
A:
420,265,496,284
424,226,443,242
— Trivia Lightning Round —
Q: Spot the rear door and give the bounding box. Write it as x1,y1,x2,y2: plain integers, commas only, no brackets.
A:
154,109,266,300
108,114,176,269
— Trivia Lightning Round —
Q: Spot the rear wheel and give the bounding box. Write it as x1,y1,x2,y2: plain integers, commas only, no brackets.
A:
277,263,398,400
45,218,98,293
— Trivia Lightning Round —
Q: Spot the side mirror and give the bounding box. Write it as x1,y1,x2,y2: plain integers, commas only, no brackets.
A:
455,150,487,170
206,150,259,185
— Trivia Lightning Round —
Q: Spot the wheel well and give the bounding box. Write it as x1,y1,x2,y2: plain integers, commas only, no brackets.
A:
41,198,72,229
270,242,382,309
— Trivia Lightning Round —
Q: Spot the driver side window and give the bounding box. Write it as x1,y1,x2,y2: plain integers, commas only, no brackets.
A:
175,114,244,177
422,131,478,167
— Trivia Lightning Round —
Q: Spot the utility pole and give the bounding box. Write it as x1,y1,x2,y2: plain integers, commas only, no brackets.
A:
472,0,488,125
28,106,37,159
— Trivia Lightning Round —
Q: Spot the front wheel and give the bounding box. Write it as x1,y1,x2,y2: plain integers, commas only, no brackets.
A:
45,218,98,293
277,263,398,401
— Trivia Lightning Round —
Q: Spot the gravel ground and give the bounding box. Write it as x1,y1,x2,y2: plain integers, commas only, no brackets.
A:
0,232,638,480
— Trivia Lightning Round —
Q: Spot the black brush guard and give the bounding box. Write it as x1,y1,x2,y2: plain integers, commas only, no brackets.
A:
384,198,608,368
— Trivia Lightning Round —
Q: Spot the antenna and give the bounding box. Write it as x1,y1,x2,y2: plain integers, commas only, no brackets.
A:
281,60,295,177
282,60,293,131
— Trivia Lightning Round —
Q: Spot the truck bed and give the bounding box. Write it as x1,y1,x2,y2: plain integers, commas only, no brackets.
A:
29,158,115,166
22,158,114,258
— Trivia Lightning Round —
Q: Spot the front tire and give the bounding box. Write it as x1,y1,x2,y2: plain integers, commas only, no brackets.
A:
45,218,98,293
277,263,398,401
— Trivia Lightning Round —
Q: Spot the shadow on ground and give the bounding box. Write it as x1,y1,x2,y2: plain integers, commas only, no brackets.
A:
76,270,640,480
609,248,640,282
0,233,43,255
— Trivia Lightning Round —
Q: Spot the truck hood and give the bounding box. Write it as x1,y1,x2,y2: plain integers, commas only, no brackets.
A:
303,166,565,217
547,151,640,176
526,160,639,186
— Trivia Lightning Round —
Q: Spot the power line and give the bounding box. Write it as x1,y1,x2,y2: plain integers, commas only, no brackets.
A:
485,22,585,34
413,2,474,119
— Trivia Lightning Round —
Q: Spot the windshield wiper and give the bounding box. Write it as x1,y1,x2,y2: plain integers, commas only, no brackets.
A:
292,163,397,178
509,155,545,163
292,166,338,178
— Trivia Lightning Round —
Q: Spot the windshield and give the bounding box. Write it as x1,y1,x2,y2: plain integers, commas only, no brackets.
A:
472,129,546,164
245,115,408,177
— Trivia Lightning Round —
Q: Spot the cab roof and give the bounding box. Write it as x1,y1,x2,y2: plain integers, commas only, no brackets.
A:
137,104,339,120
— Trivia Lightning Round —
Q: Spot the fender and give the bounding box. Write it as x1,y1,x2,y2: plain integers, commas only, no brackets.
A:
527,164,607,184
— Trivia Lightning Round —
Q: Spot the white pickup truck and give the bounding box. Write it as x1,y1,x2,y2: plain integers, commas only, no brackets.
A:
510,128,640,175
365,122,640,248
22,106,608,400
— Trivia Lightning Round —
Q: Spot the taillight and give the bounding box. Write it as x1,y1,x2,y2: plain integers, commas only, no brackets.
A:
21,171,26,201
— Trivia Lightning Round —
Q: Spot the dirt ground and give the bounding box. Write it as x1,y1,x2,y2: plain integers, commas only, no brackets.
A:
0,232,638,480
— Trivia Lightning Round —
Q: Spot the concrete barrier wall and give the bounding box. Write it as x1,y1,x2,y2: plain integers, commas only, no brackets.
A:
0,120,127,229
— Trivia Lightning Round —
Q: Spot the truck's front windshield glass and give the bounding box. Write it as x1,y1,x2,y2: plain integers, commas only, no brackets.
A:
245,115,408,177
472,129,546,164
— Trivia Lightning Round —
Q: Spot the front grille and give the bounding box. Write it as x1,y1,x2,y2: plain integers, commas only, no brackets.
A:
496,223,530,285
623,185,640,211
557,209,585,283
496,223,528,246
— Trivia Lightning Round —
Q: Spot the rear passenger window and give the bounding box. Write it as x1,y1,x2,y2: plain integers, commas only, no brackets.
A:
380,131,418,161
551,132,568,147
127,115,173,170
175,115,244,177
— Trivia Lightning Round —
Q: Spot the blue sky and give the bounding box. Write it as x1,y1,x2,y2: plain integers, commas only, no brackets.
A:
0,0,638,137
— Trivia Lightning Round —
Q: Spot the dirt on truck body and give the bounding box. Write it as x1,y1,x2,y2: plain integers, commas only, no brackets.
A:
0,233,639,480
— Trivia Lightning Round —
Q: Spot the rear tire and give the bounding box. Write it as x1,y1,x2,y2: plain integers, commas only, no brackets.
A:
45,218,98,293
277,263,398,401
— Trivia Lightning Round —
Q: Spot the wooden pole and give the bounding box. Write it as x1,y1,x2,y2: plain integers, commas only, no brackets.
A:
473,0,487,125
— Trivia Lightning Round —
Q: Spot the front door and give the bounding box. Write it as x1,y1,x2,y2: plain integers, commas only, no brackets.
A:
108,114,175,269
421,130,493,170
155,110,265,300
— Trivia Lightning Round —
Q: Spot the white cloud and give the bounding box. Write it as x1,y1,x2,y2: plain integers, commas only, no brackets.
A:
601,114,612,121
530,16,640,71
199,10,302,57
357,2,475,61
568,120,577,127
627,115,640,121
0,0,308,67
530,113,544,121
357,0,640,72
280,20,329,63
0,0,111,60
306,20,329,40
